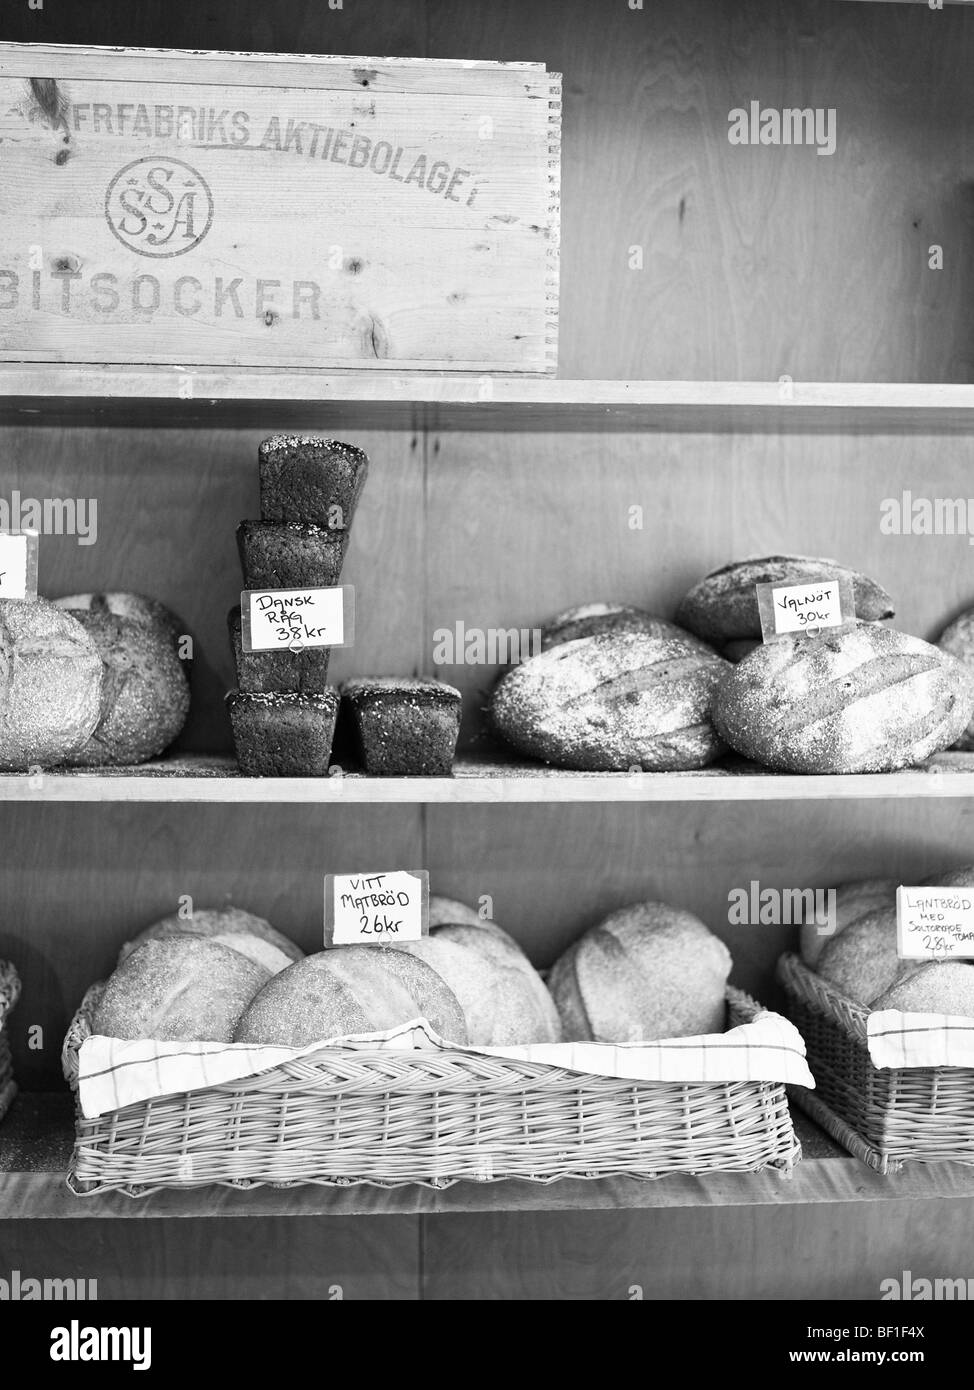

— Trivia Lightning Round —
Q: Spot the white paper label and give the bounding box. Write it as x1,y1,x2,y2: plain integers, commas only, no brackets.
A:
324,871,429,946
0,533,36,600
769,580,844,634
896,886,974,961
242,585,353,653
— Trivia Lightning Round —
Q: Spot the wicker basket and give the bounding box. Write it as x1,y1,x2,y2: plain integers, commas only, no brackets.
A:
62,982,801,1197
777,952,974,1173
0,959,20,1123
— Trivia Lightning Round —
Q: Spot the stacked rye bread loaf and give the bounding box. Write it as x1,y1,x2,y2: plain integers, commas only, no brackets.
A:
489,558,974,775
227,436,368,776
798,866,974,1016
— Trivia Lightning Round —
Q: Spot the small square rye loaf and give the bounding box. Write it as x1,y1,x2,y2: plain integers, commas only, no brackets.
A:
258,435,370,530
227,606,330,694
237,521,349,590
228,689,339,777
341,678,462,776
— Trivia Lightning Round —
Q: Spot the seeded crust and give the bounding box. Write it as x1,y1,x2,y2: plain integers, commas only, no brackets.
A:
548,902,732,1043
540,602,716,656
228,605,330,694
340,677,461,775
0,597,102,770
488,632,729,771
259,435,369,530
676,554,895,645
713,625,974,773
237,521,350,590
227,688,339,777
937,609,974,750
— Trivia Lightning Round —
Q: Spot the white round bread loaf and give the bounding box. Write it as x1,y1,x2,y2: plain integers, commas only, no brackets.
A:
547,902,732,1043
800,878,898,967
714,625,974,773
676,555,895,646
540,603,715,656
118,906,303,973
232,945,468,1046
815,906,913,1005
93,937,271,1042
428,896,485,929
489,633,729,771
872,962,974,1016
0,597,103,770
936,609,974,751
428,922,561,1043
62,604,190,765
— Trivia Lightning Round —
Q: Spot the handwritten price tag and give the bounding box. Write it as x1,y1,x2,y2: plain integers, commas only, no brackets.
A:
756,575,854,642
324,871,429,947
0,532,38,601
241,585,355,653
896,886,974,961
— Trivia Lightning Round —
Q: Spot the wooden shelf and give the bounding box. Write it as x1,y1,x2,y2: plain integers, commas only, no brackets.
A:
3,1093,973,1219
6,751,974,804
4,368,974,431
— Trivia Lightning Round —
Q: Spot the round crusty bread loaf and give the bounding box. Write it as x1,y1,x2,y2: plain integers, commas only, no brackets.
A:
118,907,303,975
816,906,911,1005
429,922,561,1043
55,592,185,648
800,877,898,967
62,606,190,765
540,603,715,657
232,945,468,1046
93,937,271,1042
428,896,485,929
676,555,895,646
936,610,974,750
548,902,732,1043
0,597,103,770
872,962,974,1016
489,633,729,771
713,624,974,774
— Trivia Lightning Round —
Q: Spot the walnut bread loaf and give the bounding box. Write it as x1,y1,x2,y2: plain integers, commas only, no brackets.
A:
713,625,974,774
548,902,732,1043
489,633,729,771
676,555,895,646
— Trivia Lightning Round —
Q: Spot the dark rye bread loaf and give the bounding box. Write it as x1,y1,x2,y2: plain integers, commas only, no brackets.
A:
258,435,369,530
489,633,729,771
232,945,468,1046
713,625,974,773
340,677,462,775
540,602,715,656
237,521,349,590
0,598,102,770
228,605,331,694
228,689,339,776
936,609,974,750
676,555,895,646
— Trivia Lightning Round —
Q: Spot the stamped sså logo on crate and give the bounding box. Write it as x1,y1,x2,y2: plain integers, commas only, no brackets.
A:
104,156,214,258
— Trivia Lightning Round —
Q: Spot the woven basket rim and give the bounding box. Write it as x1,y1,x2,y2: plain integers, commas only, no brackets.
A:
776,950,870,1043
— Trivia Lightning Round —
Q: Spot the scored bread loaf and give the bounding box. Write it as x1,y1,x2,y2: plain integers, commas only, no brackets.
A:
0,598,103,770
548,902,732,1043
800,877,898,967
232,945,468,1046
540,603,715,656
676,555,895,646
714,625,974,773
489,633,729,771
936,609,974,751
93,937,271,1042
118,906,303,975
55,592,185,648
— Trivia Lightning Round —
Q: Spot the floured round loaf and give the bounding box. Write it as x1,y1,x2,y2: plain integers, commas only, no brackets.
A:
118,906,303,975
55,592,185,648
816,907,911,1005
489,633,729,771
937,609,974,750
548,902,732,1042
62,603,190,765
430,922,561,1043
232,945,468,1046
676,555,895,646
873,962,974,1016
0,598,102,770
428,896,486,929
714,625,974,773
800,877,898,967
541,603,715,656
93,937,271,1042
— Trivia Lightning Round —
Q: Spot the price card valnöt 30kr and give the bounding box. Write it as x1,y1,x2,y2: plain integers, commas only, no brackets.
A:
756,574,855,642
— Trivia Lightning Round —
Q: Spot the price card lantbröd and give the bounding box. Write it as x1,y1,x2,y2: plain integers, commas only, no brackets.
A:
324,871,430,947
241,585,354,654
0,530,38,601
896,885,974,962
756,574,855,642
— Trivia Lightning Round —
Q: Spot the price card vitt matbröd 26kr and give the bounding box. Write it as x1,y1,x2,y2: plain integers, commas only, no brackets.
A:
324,871,430,947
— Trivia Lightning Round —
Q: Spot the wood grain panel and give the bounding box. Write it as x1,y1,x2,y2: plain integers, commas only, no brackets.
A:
420,1200,974,1300
0,1217,419,1299
0,803,422,1090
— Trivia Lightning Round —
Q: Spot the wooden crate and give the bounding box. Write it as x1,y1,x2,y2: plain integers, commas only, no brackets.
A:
0,43,560,373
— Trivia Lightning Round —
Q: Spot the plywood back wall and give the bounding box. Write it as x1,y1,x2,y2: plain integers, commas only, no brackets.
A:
5,0,974,379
